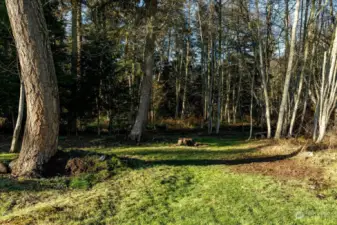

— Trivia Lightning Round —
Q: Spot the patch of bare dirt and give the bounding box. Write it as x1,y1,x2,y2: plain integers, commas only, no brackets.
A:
65,158,88,175
231,159,324,181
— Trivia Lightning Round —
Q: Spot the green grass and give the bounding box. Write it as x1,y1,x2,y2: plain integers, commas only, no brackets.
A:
1,137,337,224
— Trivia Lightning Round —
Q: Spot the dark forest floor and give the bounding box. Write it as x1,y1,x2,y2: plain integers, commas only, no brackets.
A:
1,129,337,224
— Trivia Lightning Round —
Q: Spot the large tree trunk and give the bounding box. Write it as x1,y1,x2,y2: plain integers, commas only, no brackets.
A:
6,0,60,177
275,0,301,139
10,82,25,153
129,0,157,142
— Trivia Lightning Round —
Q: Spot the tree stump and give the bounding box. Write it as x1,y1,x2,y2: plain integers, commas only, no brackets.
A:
177,138,196,146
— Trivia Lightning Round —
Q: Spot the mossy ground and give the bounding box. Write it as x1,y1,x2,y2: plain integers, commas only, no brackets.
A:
1,132,337,225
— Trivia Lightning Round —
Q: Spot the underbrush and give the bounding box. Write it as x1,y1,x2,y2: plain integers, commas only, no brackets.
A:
156,117,202,129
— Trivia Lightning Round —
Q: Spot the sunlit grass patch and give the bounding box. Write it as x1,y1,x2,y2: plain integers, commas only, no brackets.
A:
1,137,337,224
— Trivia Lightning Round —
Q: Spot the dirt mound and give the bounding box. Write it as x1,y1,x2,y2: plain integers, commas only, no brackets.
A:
66,158,88,175
44,150,123,177
231,159,323,181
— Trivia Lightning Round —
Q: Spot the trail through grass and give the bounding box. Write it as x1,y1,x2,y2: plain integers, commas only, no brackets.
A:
0,135,337,224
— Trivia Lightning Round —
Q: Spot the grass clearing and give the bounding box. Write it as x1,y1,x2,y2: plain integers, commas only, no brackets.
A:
0,134,337,224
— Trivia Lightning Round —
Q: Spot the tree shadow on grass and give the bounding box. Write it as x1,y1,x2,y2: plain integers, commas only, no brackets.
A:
122,147,302,168
0,175,69,192
115,142,274,159
116,148,260,161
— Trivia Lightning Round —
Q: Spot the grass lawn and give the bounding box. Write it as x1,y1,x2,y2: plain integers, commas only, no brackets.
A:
0,134,337,224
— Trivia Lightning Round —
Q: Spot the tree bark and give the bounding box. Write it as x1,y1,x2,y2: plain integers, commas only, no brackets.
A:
128,43,135,124
248,73,255,140
69,0,82,135
6,0,60,177
129,0,157,142
255,0,272,138
313,21,337,142
72,0,81,81
175,49,183,119
275,0,301,139
207,39,213,134
216,0,223,134
197,1,206,127
288,0,316,136
181,0,191,120
10,82,25,153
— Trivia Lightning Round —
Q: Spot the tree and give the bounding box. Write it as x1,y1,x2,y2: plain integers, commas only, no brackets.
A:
181,0,191,120
9,81,25,153
275,0,301,139
6,0,60,177
70,0,82,134
255,0,272,138
288,0,316,136
313,25,337,142
216,0,223,134
129,0,158,142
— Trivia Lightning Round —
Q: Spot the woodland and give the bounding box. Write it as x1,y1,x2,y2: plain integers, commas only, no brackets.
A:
1,0,337,224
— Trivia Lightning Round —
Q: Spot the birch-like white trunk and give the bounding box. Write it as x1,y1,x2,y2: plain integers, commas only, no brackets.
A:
275,0,301,139
288,0,316,136
313,26,337,142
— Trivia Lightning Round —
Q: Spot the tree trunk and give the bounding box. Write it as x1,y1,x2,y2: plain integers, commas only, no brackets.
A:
181,0,191,120
334,107,337,130
175,49,183,119
129,0,157,142
233,66,242,124
313,22,337,142
10,82,25,153
216,0,223,134
255,0,272,138
6,0,60,177
224,63,231,124
197,1,206,128
96,95,101,136
69,0,81,135
128,43,135,124
248,73,255,140
208,39,215,134
284,0,290,58
275,0,301,139
288,0,316,136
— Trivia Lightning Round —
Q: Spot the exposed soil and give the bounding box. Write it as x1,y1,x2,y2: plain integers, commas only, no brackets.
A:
65,158,88,175
43,150,121,177
231,159,324,182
